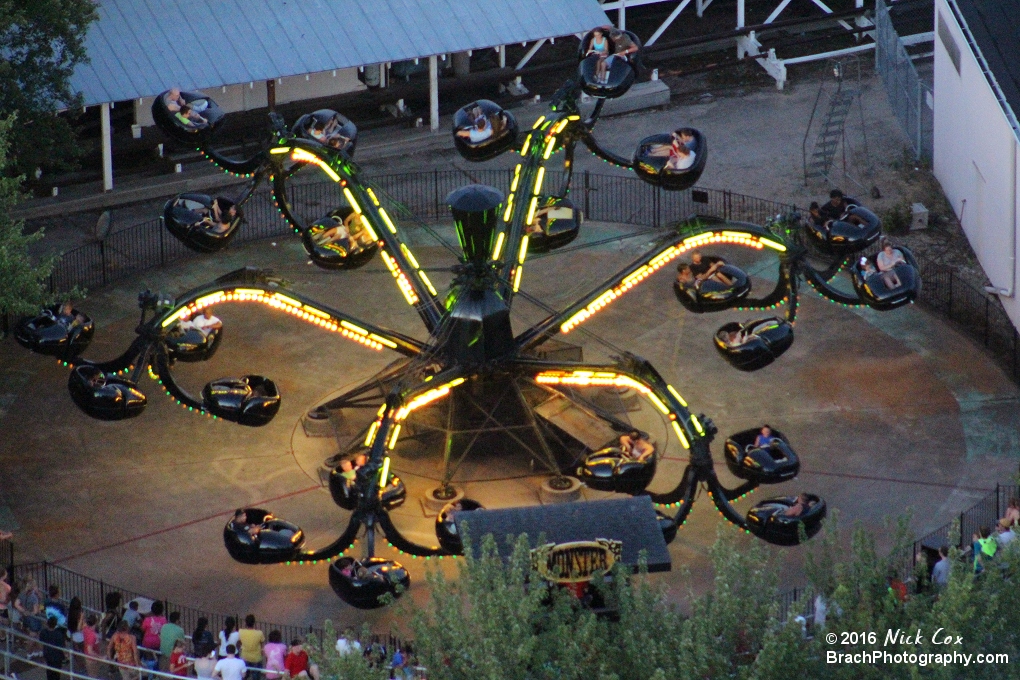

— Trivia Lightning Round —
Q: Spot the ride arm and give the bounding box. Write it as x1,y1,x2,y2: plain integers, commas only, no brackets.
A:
157,282,425,358
800,263,865,306
201,148,268,178
377,512,449,557
577,128,633,169
69,336,150,374
298,515,364,561
151,347,208,412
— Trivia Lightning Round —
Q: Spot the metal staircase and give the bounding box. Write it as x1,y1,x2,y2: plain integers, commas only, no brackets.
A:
802,58,871,188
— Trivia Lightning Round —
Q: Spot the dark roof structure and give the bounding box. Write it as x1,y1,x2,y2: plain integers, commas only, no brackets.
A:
455,496,671,572
951,0,1020,131
71,0,609,107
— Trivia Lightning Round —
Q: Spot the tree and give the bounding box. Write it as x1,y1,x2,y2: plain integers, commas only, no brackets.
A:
0,114,62,315
0,0,99,178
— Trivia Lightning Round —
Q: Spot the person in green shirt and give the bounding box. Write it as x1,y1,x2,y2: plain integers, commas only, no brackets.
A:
237,615,265,674
159,612,186,670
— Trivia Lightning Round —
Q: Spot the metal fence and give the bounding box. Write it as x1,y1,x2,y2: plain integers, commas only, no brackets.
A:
875,0,934,162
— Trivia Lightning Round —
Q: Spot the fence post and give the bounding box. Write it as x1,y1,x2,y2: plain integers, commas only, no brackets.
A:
49,272,56,295
42,560,49,590
583,171,590,219
159,222,166,267
654,186,660,228
433,169,440,221
100,240,108,287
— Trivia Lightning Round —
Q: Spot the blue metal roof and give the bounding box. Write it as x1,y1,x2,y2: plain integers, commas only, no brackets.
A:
72,0,610,106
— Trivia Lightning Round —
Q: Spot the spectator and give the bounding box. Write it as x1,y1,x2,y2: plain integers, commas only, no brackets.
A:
43,585,67,627
108,621,140,680
18,578,45,653
140,600,166,651
335,629,362,656
218,616,240,658
160,612,186,670
391,647,406,680
169,639,191,677
1000,497,1020,529
997,524,1016,547
213,644,247,680
972,526,997,573
39,615,67,680
284,639,320,680
101,592,124,641
0,568,10,627
122,600,142,630
238,614,265,676
931,546,951,589
67,596,85,649
263,630,288,680
192,617,216,657
83,613,103,679
194,650,218,680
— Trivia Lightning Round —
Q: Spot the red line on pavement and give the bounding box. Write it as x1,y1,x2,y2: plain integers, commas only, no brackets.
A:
54,485,321,564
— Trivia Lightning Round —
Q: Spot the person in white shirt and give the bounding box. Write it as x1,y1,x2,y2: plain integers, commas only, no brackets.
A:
183,309,222,338
214,645,246,680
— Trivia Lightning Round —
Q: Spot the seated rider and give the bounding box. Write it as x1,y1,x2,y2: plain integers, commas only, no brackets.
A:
202,198,236,234
606,29,638,69
689,252,735,286
720,327,750,348
664,131,696,171
181,308,222,338
164,88,208,114
338,459,357,490
875,237,906,289
753,425,776,449
676,264,698,290
344,212,375,248
619,430,654,461
677,128,697,152
818,189,858,223
56,301,85,329
807,202,825,228
783,493,812,517
456,116,493,144
586,27,610,84
231,509,260,538
175,104,207,129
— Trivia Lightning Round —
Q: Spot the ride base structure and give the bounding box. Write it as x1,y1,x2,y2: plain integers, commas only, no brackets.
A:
16,29,920,609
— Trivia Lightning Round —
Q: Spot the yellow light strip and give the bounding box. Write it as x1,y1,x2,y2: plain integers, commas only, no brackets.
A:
543,136,557,159
366,188,380,206
342,187,363,214
394,377,465,421
533,167,545,196
418,271,438,296
492,231,505,260
512,266,523,292
690,414,705,435
520,135,532,156
510,164,522,192
165,288,398,352
364,418,381,446
532,116,546,129
759,237,787,252
379,456,392,486
502,194,515,222
380,250,420,305
269,147,291,154
567,115,581,121
400,244,420,269
290,148,341,182
534,370,692,449
518,234,530,264
378,207,398,234
560,231,776,333
552,119,569,134
525,196,539,225
387,425,401,450
666,384,688,407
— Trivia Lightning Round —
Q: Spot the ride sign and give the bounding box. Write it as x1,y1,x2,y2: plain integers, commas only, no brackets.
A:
530,539,623,583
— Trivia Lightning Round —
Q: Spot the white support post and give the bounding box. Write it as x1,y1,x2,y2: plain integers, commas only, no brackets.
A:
100,102,113,192
647,0,694,45
429,55,439,131
737,0,745,28
498,44,506,68
619,0,626,30
514,39,547,70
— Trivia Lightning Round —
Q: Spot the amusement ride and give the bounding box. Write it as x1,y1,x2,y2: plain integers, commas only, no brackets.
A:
16,28,921,608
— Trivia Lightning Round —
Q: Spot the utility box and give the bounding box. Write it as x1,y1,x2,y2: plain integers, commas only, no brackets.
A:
911,203,929,231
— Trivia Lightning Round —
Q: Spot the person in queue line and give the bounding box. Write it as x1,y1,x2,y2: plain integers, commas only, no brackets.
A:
43,585,67,628
108,620,141,680
214,644,247,680
192,616,216,657
219,616,240,659
169,638,191,677
875,237,906,289
67,595,84,650
238,613,265,678
194,650,218,680
1000,497,1020,530
335,629,362,656
783,493,812,517
818,189,859,223
263,629,288,679
586,27,610,83
930,545,951,589
39,615,66,680
122,600,141,631
165,88,209,114
689,251,735,286
140,600,166,651
971,526,998,573
100,591,124,641
82,613,103,678
619,430,654,461
182,308,223,339
996,522,1016,547
284,639,321,680
159,611,186,671
0,567,10,631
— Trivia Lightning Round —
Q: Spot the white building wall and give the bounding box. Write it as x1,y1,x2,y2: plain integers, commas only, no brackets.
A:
933,0,1019,329
133,67,367,127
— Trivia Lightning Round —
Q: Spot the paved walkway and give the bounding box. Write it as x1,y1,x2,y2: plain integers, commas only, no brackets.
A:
1,214,1018,633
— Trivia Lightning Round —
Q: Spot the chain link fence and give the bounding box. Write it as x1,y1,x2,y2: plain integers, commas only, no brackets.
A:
875,0,934,162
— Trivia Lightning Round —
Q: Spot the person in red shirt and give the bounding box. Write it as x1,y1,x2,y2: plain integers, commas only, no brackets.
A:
283,640,320,680
169,640,190,677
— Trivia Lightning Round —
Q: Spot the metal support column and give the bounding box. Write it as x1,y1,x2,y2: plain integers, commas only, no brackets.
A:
429,55,439,131
101,102,114,192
